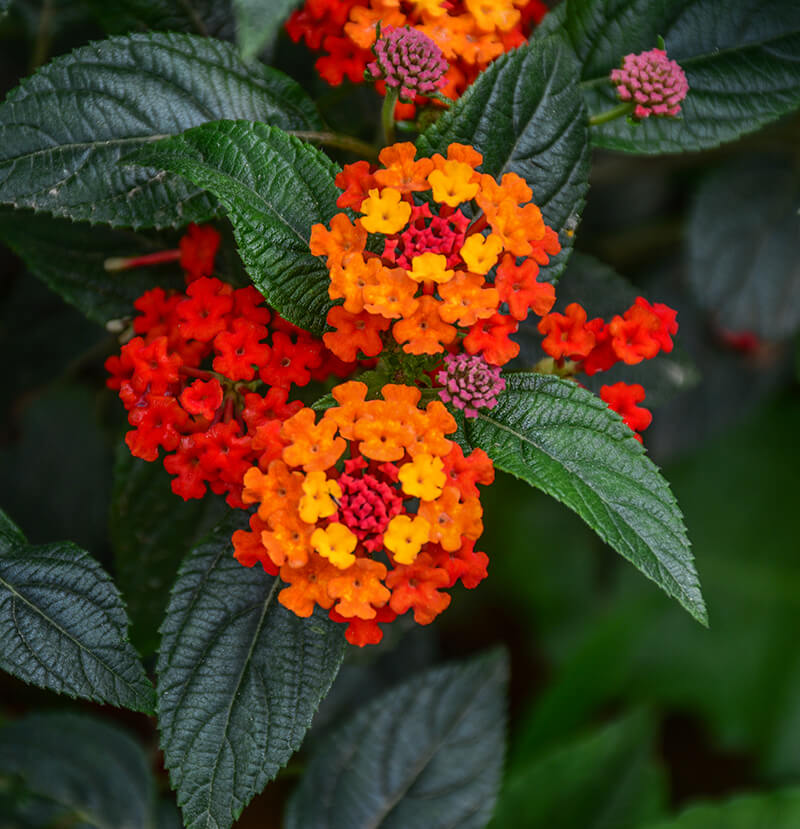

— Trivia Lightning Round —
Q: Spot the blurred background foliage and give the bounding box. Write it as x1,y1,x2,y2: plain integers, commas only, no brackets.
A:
1,0,799,827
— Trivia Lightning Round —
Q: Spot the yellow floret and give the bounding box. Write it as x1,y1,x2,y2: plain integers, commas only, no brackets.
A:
298,470,342,524
428,161,480,207
459,233,503,275
408,252,454,285
311,522,357,569
359,188,412,234
384,514,432,565
398,453,446,500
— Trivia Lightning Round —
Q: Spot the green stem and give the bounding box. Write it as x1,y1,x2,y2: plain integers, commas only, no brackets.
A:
588,101,635,126
381,88,400,146
289,131,379,161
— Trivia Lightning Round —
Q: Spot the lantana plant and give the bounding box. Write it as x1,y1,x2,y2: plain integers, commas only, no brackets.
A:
1,0,798,827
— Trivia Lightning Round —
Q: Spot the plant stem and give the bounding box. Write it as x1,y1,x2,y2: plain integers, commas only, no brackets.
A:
588,102,635,126
381,88,399,146
29,0,54,72
289,131,379,161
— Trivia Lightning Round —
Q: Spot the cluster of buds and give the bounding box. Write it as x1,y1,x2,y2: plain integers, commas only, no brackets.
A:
233,382,494,645
610,46,689,121
312,141,560,368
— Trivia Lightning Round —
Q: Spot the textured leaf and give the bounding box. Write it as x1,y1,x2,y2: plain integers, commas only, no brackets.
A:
234,0,299,61
417,33,590,282
109,446,227,655
0,510,154,712
461,374,706,623
0,712,154,829
0,209,186,324
688,158,800,339
157,514,346,829
129,120,341,333
0,32,323,227
285,649,508,829
641,789,800,829
491,712,664,829
569,0,800,153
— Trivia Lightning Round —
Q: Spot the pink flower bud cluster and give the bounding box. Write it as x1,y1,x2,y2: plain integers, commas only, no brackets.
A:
437,353,506,418
366,25,448,102
610,47,689,120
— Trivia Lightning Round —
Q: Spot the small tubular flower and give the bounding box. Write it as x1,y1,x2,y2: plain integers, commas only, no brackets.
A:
366,25,448,101
610,47,689,120
437,353,505,417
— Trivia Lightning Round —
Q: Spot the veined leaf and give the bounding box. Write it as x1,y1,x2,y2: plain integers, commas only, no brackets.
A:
157,514,346,829
234,0,299,61
285,649,508,829
417,33,590,282
128,120,341,334
0,32,322,228
0,713,154,829
0,510,154,712
569,0,800,153
461,374,706,624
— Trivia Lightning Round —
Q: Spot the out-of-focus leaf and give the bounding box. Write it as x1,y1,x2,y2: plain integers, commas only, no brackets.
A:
688,158,800,339
0,32,322,227
157,514,346,829
569,0,800,153
285,649,508,829
129,121,341,334
491,711,665,829
462,374,707,624
0,713,154,829
0,508,155,713
640,789,800,828
84,0,236,39
234,0,299,61
417,33,590,282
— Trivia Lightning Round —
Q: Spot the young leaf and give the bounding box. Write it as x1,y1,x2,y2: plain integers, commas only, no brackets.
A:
568,0,800,153
461,374,707,624
688,158,800,339
641,789,800,828
157,513,346,829
0,511,155,712
490,711,665,829
285,649,508,829
0,712,155,829
234,0,299,61
0,32,323,228
416,33,590,282
128,120,341,334
109,446,228,655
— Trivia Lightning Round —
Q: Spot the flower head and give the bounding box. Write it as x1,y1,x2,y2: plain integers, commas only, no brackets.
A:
437,353,506,417
610,47,689,120
367,25,448,101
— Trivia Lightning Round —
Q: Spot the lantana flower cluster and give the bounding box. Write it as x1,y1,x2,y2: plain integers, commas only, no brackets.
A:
312,141,560,368
537,297,679,440
232,381,494,645
286,0,548,116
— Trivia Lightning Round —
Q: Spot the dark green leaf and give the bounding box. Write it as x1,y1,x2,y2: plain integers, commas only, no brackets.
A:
461,374,706,624
234,0,299,61
0,509,154,712
285,649,508,829
688,158,800,339
417,33,590,282
0,209,186,324
109,445,228,655
0,510,25,548
641,789,800,828
0,32,323,227
129,120,341,333
0,712,154,829
569,0,800,153
157,513,346,829
84,0,236,39
491,712,665,829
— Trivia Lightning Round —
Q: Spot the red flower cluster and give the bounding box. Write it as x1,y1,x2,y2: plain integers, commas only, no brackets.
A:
286,0,548,117
232,381,494,645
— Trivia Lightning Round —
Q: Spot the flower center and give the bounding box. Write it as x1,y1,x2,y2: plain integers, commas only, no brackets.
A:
337,471,403,552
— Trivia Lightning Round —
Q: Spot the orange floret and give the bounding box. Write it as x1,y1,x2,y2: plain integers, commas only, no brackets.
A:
324,380,368,440
261,509,314,568
328,254,385,314
281,408,346,472
406,399,456,457
278,557,340,617
445,142,483,169
392,295,456,355
418,486,483,551
334,161,377,210
345,5,406,48
309,213,367,268
385,552,451,624
323,306,390,362
232,513,277,575
487,200,545,256
374,143,435,193
495,254,556,320
242,461,303,521
362,267,420,319
354,405,415,462
327,558,391,619
466,0,521,33
437,271,499,326
359,187,412,234
428,159,480,206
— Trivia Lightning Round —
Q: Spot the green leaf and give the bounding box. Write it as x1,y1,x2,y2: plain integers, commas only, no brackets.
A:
0,511,155,712
0,712,155,829
0,209,186,324
234,0,299,61
417,33,590,282
688,158,800,339
157,513,346,829
569,0,800,154
641,789,800,829
128,120,342,334
285,649,508,829
490,712,665,829
84,0,236,39
109,445,228,655
461,374,707,624
0,32,323,228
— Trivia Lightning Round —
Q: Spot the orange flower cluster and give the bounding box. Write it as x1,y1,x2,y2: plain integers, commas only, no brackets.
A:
286,0,548,117
312,141,560,367
232,381,494,646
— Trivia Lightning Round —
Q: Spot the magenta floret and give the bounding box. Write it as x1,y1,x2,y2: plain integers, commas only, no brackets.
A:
366,25,448,102
437,353,506,418
610,47,689,120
